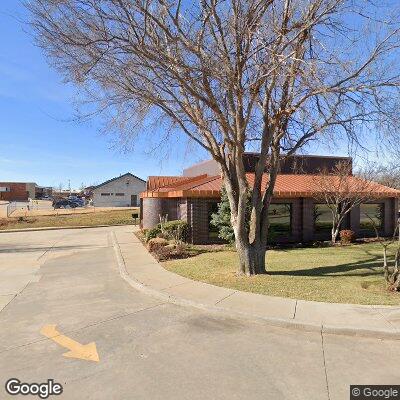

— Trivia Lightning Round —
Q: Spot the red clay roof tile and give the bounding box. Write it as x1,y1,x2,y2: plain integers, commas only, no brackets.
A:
141,174,400,198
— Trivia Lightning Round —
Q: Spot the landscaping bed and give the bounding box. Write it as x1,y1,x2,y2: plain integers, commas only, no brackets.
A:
162,242,400,305
135,229,229,261
0,209,137,230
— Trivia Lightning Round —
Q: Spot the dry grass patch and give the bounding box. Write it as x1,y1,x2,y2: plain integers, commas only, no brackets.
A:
0,209,137,230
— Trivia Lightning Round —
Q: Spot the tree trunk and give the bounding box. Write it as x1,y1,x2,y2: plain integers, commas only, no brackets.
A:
222,160,268,276
235,232,266,276
331,226,340,244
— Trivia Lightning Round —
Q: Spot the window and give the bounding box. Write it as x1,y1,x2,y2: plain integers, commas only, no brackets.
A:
100,193,111,196
269,203,292,237
360,203,384,233
115,193,125,196
314,204,333,233
208,202,219,239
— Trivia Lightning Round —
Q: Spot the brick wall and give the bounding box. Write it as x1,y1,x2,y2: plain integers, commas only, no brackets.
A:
0,183,29,201
178,199,188,222
350,205,360,235
183,154,352,176
301,198,315,242
142,195,399,244
383,198,398,237
394,199,400,233
141,197,180,229
142,198,164,229
188,198,208,244
187,198,223,244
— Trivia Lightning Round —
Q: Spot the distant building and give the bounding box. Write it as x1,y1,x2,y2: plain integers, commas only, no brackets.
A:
52,189,80,198
0,182,38,201
35,186,53,198
92,173,145,207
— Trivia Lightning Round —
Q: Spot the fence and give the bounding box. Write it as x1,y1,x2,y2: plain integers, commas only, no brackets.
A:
6,202,16,217
4,201,138,218
6,200,52,217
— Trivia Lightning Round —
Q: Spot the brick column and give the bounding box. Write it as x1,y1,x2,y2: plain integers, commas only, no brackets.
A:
302,198,315,242
395,198,400,235
291,199,302,242
350,205,360,237
142,198,164,229
385,198,399,236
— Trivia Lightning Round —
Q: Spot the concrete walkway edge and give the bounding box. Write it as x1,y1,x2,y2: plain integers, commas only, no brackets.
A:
111,230,400,340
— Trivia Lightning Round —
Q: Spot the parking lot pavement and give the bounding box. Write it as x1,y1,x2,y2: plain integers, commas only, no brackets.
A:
0,226,399,400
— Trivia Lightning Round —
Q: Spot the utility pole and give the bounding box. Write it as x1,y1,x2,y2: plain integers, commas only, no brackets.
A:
68,179,71,196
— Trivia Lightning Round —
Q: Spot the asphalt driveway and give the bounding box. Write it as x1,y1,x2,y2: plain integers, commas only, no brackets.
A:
0,226,399,400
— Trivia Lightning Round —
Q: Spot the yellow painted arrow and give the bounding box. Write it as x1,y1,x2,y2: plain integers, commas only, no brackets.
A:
40,324,99,363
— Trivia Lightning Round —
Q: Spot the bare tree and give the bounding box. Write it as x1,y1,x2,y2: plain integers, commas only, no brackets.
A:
27,0,400,275
372,163,400,190
369,214,400,291
312,161,377,244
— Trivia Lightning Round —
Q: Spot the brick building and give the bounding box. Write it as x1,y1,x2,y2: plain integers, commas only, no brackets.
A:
0,182,37,202
140,155,400,244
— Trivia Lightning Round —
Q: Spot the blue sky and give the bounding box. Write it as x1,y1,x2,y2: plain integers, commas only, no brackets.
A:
0,1,205,189
0,1,385,189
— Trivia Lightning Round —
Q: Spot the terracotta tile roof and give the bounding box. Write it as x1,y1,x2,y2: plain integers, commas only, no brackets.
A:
141,174,400,199
146,175,207,191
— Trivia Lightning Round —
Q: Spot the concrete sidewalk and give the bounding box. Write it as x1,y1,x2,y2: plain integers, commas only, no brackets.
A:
113,227,400,340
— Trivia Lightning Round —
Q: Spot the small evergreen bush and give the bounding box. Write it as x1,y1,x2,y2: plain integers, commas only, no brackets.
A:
210,187,252,243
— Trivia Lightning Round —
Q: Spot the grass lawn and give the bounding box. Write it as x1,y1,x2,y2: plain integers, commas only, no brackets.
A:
163,242,400,305
0,209,138,230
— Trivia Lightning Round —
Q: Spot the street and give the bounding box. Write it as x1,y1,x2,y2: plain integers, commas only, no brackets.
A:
0,226,399,400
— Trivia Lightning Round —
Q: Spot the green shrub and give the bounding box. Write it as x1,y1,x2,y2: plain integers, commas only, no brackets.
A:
210,187,251,243
144,220,188,243
161,220,188,243
144,226,162,242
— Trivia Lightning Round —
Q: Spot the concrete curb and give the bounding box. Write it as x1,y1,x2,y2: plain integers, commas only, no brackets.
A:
0,224,137,234
111,231,400,340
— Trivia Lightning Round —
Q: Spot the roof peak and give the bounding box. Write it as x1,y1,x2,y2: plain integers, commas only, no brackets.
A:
93,172,145,189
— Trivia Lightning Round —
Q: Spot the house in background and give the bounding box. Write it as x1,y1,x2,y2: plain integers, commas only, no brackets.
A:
140,154,400,244
92,173,146,207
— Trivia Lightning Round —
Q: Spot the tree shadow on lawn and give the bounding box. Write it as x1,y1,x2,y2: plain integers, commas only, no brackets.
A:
268,254,384,278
